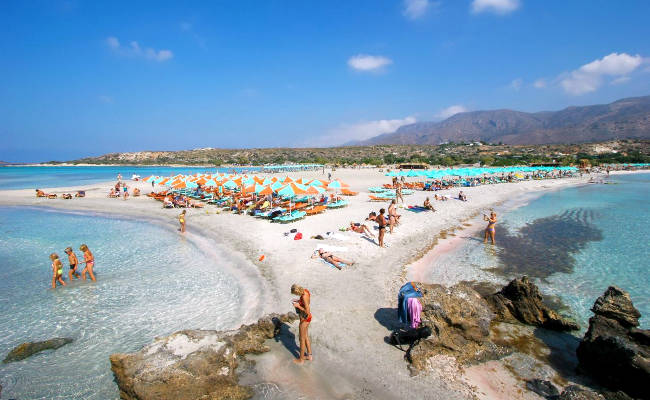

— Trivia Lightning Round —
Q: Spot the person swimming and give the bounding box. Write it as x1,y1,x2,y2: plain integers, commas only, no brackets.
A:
79,244,96,281
291,284,312,364
49,253,66,289
65,247,81,280
179,210,186,233
483,211,497,245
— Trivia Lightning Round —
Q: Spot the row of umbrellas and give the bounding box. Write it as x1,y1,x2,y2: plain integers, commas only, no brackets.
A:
143,174,349,197
386,166,578,179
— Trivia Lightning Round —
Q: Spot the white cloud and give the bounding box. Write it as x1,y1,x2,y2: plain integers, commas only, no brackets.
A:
322,116,416,144
611,76,631,85
471,0,520,14
533,78,547,88
435,105,468,119
403,0,434,20
347,54,392,71
509,78,523,91
560,52,642,95
106,36,174,62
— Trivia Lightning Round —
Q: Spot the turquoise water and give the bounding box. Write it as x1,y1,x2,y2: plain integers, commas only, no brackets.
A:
429,173,650,329
0,166,261,190
0,207,248,399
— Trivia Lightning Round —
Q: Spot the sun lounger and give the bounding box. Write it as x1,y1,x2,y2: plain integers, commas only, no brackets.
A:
368,195,392,201
340,189,358,196
304,205,326,215
273,210,306,223
327,200,348,208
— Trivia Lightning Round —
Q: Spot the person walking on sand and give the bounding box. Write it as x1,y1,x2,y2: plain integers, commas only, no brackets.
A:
291,284,312,364
65,247,81,280
80,244,96,281
50,253,66,289
377,208,387,247
179,210,186,233
395,182,404,204
483,211,497,245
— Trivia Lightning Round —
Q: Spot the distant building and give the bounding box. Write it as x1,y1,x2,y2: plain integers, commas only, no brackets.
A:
398,162,429,170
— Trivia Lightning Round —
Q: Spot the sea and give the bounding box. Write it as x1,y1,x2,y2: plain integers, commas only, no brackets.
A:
0,165,261,190
0,207,252,399
425,172,650,329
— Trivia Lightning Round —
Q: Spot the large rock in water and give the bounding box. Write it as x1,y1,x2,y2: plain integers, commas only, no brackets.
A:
3,337,73,363
110,313,297,400
485,276,579,331
576,286,650,400
408,283,509,369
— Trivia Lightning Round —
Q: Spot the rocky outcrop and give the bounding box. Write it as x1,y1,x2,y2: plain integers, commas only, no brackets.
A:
110,313,297,400
3,337,73,363
485,276,579,331
526,379,560,398
576,286,650,400
408,283,510,369
558,385,606,400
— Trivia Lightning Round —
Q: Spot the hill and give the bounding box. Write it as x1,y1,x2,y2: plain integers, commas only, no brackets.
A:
356,96,650,146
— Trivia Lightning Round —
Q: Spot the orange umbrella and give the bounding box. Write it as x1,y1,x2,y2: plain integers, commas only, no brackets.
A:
196,178,207,185
259,185,274,195
173,182,187,189
282,176,293,184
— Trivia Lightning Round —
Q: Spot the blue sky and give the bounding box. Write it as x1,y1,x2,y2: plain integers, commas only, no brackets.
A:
1,0,650,162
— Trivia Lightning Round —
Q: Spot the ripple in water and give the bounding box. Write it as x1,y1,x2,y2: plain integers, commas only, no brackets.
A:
0,207,247,399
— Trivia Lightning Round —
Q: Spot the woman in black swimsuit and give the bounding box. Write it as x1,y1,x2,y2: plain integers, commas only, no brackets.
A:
312,249,354,270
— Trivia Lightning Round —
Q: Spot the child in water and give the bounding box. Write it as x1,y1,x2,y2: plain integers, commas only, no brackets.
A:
65,247,81,280
50,253,66,289
79,244,96,281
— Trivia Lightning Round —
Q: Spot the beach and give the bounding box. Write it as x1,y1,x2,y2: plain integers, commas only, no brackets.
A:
1,167,622,399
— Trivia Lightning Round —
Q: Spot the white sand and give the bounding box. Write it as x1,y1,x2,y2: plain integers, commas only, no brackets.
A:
0,168,623,399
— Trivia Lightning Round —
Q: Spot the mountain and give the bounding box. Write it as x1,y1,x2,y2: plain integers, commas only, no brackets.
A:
356,96,650,145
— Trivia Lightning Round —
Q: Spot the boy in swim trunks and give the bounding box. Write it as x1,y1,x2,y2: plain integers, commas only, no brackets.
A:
65,247,81,280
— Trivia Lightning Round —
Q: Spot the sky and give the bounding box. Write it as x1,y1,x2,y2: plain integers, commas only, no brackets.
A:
1,0,650,162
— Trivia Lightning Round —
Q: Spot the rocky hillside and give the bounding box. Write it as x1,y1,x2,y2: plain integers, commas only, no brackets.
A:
357,96,650,146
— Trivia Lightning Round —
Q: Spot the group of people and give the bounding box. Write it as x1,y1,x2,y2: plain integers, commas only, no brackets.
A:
109,181,139,199
363,199,402,247
49,244,96,289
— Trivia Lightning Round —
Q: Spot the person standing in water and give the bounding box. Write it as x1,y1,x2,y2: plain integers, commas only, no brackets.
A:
50,253,66,289
79,244,96,281
483,211,497,245
179,210,186,233
291,284,312,364
65,247,81,280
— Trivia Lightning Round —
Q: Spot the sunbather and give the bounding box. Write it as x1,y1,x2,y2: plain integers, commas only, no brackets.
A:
423,197,435,211
163,196,174,208
35,189,47,197
311,248,354,270
349,221,375,237
388,200,401,233
458,191,467,201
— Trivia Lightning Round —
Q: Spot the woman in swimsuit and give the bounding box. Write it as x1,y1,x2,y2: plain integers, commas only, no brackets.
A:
179,210,186,233
312,249,354,270
65,247,81,280
483,211,497,245
388,200,400,233
50,253,66,289
79,244,96,281
424,197,435,211
349,221,374,237
291,284,312,364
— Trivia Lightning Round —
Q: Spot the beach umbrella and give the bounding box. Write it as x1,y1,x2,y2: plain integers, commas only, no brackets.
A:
277,183,308,197
282,176,294,184
173,182,187,189
262,177,274,185
222,180,238,190
306,185,326,195
406,169,420,178
258,185,274,196
186,181,198,189
327,180,349,189
203,179,218,187
270,181,284,191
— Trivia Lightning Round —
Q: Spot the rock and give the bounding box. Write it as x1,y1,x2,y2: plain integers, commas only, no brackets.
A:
110,313,297,400
558,385,606,400
601,391,636,400
3,337,73,363
485,276,579,331
576,286,650,400
407,283,510,370
591,287,641,328
526,379,560,398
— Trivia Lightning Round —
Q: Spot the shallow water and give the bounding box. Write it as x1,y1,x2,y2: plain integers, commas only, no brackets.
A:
427,173,650,329
0,166,261,190
0,207,247,399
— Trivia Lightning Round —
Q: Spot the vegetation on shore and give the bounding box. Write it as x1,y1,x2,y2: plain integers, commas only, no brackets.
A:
63,140,650,167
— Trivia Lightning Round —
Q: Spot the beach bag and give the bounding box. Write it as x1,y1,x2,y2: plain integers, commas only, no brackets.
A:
294,232,302,240
389,326,432,363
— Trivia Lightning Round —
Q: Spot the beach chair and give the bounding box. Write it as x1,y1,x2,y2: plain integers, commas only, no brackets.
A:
327,200,349,208
273,210,306,223
304,205,326,215
368,195,391,202
340,188,358,196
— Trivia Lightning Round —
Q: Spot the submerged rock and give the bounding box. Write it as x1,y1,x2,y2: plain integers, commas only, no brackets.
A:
485,276,579,331
3,337,73,363
408,283,509,369
576,286,650,400
110,313,297,400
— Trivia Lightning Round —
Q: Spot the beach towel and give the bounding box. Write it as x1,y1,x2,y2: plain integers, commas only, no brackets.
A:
408,297,422,329
397,282,422,325
317,258,347,270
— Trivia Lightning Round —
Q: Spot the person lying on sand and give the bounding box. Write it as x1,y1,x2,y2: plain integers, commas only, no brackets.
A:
35,189,47,197
311,248,354,270
423,197,435,211
458,191,467,201
349,221,375,237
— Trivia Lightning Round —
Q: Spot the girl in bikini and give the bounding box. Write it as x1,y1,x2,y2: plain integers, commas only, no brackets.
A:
50,253,66,289
291,284,312,364
179,210,186,233
65,247,81,280
80,244,96,281
312,249,354,270
483,211,497,245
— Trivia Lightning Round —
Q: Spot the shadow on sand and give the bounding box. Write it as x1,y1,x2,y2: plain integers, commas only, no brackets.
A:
272,320,300,359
